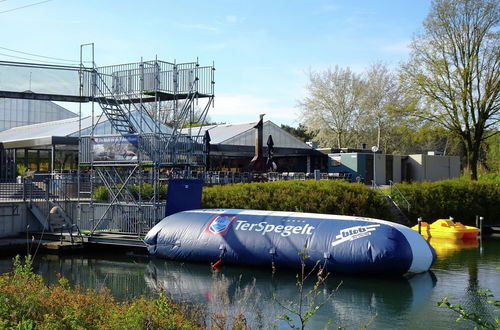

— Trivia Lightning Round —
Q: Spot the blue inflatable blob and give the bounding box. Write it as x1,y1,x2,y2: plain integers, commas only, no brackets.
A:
144,209,436,275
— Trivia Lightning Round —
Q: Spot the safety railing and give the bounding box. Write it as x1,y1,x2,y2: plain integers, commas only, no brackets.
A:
389,180,411,214
80,133,206,166
201,171,351,185
0,179,26,201
78,202,158,235
93,60,214,99
0,60,92,98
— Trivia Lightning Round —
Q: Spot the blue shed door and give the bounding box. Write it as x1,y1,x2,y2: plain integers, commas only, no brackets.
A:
165,178,204,216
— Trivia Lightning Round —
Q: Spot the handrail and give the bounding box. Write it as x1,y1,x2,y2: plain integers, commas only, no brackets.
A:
371,180,383,191
389,180,411,213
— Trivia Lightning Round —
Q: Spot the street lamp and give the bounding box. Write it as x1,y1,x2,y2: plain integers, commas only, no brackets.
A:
371,146,378,187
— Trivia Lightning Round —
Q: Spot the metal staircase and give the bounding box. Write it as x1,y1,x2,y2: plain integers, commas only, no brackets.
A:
95,99,136,134
371,180,411,225
90,62,204,164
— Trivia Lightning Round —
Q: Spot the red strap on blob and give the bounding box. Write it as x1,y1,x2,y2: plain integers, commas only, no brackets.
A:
212,259,222,269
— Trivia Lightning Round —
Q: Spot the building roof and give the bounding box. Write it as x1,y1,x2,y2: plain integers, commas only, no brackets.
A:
0,116,83,142
0,108,314,156
182,121,313,150
183,122,256,144
0,111,172,145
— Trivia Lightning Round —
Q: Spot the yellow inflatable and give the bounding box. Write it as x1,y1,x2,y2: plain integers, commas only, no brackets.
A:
411,219,479,239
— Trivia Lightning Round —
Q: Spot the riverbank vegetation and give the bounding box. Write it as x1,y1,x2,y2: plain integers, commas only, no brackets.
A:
0,256,201,329
202,180,392,220
202,178,499,226
91,176,498,227
391,178,500,226
439,288,500,329
1,255,335,329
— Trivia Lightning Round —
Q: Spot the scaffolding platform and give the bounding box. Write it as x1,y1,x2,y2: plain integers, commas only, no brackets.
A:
0,90,90,103
0,46,215,237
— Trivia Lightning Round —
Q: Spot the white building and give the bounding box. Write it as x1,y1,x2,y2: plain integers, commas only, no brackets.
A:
0,98,77,132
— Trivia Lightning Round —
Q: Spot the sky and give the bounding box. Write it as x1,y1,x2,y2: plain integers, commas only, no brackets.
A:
0,0,431,126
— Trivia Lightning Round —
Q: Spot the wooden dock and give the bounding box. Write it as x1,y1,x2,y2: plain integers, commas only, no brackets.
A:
41,241,84,252
1,231,147,255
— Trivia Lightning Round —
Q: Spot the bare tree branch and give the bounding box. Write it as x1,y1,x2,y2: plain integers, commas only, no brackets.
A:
401,0,499,179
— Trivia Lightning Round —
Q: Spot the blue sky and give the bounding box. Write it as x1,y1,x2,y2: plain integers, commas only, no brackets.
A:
0,0,431,126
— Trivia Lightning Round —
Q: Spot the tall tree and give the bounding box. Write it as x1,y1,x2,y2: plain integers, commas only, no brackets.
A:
299,66,364,148
402,0,500,179
359,62,401,149
280,124,315,142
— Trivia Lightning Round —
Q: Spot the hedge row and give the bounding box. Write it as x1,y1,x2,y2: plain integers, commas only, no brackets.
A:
201,180,393,220
390,178,500,226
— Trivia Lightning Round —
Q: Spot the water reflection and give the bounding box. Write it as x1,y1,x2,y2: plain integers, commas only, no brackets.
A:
428,236,499,327
0,252,438,328
429,237,479,259
35,254,155,301
2,237,499,328
16,238,500,328
117,256,439,328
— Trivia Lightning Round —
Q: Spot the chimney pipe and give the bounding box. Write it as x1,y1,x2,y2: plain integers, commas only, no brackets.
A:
249,114,266,171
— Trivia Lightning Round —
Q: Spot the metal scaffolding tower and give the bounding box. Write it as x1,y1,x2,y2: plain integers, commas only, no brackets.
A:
78,44,215,235
0,44,215,236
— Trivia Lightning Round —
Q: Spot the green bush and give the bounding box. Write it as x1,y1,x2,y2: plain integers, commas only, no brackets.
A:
16,164,28,177
202,180,393,220
0,256,200,329
92,183,168,202
92,185,109,201
391,178,500,225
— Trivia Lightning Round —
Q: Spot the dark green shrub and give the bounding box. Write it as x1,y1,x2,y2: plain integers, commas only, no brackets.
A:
92,185,109,201
159,183,168,200
391,178,500,225
92,184,168,202
202,180,392,220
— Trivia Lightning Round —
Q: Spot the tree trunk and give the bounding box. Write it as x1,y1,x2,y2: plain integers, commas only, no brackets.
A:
464,138,480,180
377,125,381,149
468,149,479,180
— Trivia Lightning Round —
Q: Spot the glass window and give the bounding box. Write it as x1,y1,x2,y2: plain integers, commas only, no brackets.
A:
39,150,50,172
27,150,39,171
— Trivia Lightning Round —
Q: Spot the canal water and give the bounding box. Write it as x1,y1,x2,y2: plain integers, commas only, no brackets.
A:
1,236,499,329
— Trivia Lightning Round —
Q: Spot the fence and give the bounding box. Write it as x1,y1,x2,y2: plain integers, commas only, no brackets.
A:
202,171,351,185
78,202,158,235
80,133,206,166
0,174,79,227
0,170,352,235
95,60,214,99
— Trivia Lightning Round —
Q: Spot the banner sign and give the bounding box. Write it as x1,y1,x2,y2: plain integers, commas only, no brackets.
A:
92,135,138,162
